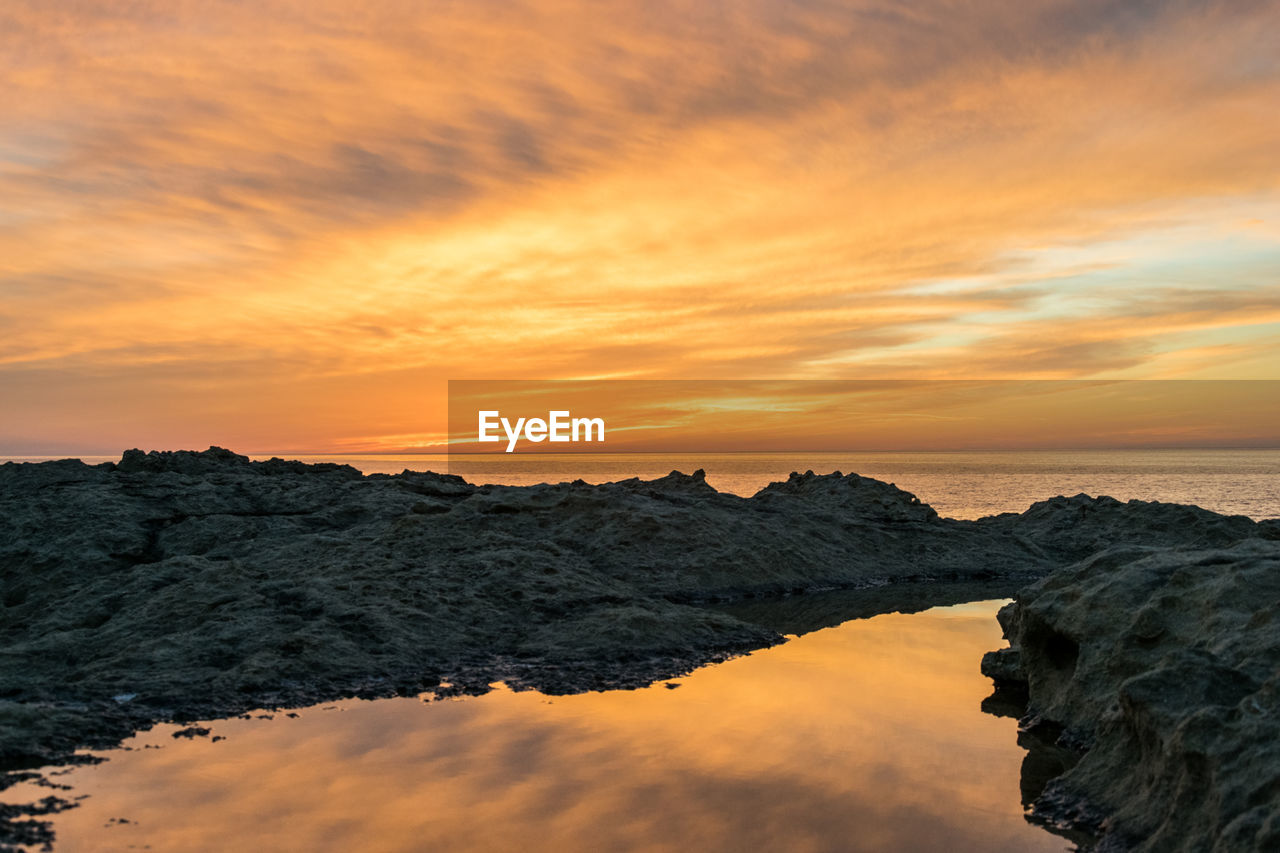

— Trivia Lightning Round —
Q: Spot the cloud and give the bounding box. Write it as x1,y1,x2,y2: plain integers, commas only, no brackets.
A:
1,0,1278,450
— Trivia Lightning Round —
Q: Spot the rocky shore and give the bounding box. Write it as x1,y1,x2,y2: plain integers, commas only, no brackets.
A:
2,448,1277,849
983,539,1280,851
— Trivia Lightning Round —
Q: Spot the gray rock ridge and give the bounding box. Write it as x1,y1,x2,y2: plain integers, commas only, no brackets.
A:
983,540,1280,852
1,450,1272,714
1,447,1276,848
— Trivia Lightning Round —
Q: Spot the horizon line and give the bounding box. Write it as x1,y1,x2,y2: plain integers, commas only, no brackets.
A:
6,444,1280,460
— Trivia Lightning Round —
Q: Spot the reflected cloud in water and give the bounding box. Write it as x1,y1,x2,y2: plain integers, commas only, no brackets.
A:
15,602,1070,852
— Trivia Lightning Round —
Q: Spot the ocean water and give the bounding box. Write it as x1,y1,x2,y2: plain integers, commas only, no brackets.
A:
12,449,1279,519
288,449,1273,520
7,600,1073,853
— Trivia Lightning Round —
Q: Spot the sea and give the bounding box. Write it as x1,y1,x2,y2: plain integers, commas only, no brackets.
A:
16,448,1278,519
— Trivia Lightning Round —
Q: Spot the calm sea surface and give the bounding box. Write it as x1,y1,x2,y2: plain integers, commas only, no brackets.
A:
10,601,1072,852
16,449,1277,519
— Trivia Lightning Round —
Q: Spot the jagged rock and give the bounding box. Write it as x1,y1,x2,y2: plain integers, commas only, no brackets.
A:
980,647,1024,684
1,447,1276,851
986,540,1280,852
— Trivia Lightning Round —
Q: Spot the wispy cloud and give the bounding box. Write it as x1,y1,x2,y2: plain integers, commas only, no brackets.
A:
1,0,1278,451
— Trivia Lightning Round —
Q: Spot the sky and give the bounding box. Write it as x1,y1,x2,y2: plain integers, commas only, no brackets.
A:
446,380,1280,451
2,0,1278,454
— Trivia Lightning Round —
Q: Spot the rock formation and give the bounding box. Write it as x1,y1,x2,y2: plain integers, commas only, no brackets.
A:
1,447,1275,848
984,541,1280,851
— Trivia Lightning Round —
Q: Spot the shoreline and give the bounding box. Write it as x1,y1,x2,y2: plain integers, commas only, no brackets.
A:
983,540,1280,851
2,447,1278,849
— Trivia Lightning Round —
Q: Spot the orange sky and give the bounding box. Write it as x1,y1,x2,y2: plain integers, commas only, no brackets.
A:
446,380,1280,451
2,1,1279,453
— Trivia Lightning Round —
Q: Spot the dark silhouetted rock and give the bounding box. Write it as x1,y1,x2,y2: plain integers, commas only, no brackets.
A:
985,541,1280,852
1,447,1276,852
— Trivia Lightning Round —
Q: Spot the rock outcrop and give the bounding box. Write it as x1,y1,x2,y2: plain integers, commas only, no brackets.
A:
984,540,1280,851
2,447,1276,849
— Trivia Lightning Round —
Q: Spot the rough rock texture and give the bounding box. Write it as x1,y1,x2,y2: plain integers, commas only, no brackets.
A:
0,448,1268,755
2,448,1275,849
984,540,1280,852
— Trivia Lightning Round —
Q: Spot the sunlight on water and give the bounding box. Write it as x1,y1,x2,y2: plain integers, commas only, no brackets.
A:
297,449,1278,519
11,602,1069,853
8,449,1276,519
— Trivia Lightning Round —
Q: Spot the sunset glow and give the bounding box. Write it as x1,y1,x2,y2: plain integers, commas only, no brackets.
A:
3,1,1278,453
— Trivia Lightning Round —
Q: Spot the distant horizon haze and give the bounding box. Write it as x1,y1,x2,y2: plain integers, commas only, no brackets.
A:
11,448,1277,521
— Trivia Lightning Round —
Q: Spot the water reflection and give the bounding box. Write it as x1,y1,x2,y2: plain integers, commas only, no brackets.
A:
11,601,1070,852
980,693,1093,848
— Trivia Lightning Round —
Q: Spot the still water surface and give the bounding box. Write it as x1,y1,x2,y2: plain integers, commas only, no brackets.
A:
15,601,1068,852
12,449,1278,519
303,449,1278,519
